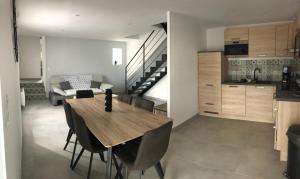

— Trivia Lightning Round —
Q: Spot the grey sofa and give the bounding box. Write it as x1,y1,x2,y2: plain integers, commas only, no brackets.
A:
48,74,113,106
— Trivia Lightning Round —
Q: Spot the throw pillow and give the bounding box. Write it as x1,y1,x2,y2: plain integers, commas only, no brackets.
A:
90,80,101,88
59,81,72,91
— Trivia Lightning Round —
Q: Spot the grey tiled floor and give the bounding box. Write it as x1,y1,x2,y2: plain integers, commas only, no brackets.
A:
22,100,286,179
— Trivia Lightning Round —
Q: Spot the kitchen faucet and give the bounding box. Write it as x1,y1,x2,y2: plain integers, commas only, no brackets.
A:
253,68,261,82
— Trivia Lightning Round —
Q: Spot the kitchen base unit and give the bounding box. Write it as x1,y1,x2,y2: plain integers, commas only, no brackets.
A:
274,101,300,161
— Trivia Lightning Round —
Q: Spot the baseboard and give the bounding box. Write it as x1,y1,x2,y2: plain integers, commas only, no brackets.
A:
142,95,167,103
172,114,199,131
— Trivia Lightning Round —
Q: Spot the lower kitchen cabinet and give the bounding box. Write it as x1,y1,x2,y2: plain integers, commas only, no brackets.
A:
275,101,300,161
221,85,246,118
246,86,275,123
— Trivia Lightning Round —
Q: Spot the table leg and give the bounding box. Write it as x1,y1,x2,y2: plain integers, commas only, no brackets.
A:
105,147,112,179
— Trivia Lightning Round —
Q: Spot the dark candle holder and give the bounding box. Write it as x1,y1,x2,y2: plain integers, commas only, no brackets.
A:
105,89,112,112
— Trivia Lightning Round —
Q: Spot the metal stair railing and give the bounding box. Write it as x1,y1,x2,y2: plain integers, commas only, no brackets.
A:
125,28,167,93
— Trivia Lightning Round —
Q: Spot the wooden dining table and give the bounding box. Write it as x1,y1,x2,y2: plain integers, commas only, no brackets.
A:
66,94,169,179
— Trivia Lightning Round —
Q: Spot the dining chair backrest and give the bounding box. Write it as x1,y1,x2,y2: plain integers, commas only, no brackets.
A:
132,120,173,170
117,94,132,105
134,97,154,112
76,90,94,99
63,100,74,131
71,108,96,152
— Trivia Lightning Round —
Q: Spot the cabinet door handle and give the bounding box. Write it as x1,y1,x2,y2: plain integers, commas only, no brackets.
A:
206,84,214,87
229,85,238,88
204,111,218,114
257,54,267,57
256,86,265,89
205,103,214,106
231,38,240,41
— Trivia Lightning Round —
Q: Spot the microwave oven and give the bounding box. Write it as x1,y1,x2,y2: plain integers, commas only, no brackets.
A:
224,41,248,57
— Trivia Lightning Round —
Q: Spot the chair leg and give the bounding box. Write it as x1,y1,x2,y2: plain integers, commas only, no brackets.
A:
70,138,78,168
112,155,123,179
87,152,94,179
139,170,142,179
63,129,73,150
99,151,106,162
72,148,85,170
154,162,164,179
124,167,128,179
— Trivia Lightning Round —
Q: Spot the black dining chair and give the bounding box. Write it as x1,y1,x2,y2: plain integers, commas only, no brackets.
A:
117,94,133,105
63,100,78,169
70,108,107,179
76,90,94,99
113,120,173,179
134,97,155,112
63,100,75,152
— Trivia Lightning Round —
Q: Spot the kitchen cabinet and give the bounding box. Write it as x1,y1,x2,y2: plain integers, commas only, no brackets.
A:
221,85,246,117
275,24,289,57
275,101,300,161
249,25,276,57
198,52,227,116
288,22,296,56
245,86,275,123
297,9,300,29
224,27,249,42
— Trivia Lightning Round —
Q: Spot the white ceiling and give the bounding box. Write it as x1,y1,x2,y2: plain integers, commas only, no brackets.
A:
17,0,300,41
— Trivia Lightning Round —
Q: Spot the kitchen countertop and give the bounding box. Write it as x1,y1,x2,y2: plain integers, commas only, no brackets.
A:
222,81,300,102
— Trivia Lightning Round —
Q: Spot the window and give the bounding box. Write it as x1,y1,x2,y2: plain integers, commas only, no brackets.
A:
112,48,122,65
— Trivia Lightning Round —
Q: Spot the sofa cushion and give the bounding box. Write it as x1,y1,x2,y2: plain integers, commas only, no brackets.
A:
52,87,66,96
59,81,72,90
63,75,92,89
91,88,105,94
100,83,114,91
64,89,77,96
91,80,101,88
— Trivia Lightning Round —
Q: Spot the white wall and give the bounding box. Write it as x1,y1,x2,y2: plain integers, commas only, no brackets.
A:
206,27,225,51
45,37,127,93
144,76,168,101
19,35,42,79
40,37,47,87
0,0,22,178
168,12,206,127
126,31,153,63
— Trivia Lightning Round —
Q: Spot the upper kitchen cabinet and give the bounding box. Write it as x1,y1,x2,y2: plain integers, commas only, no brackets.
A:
288,22,296,56
275,24,289,57
297,9,300,29
249,25,276,57
224,27,249,42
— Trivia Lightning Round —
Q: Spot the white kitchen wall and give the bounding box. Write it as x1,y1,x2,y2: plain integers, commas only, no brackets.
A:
45,37,126,93
167,11,206,127
19,35,42,79
206,27,225,51
0,0,22,178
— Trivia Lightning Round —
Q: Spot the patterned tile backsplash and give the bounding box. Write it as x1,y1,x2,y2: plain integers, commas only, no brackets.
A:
228,58,300,81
